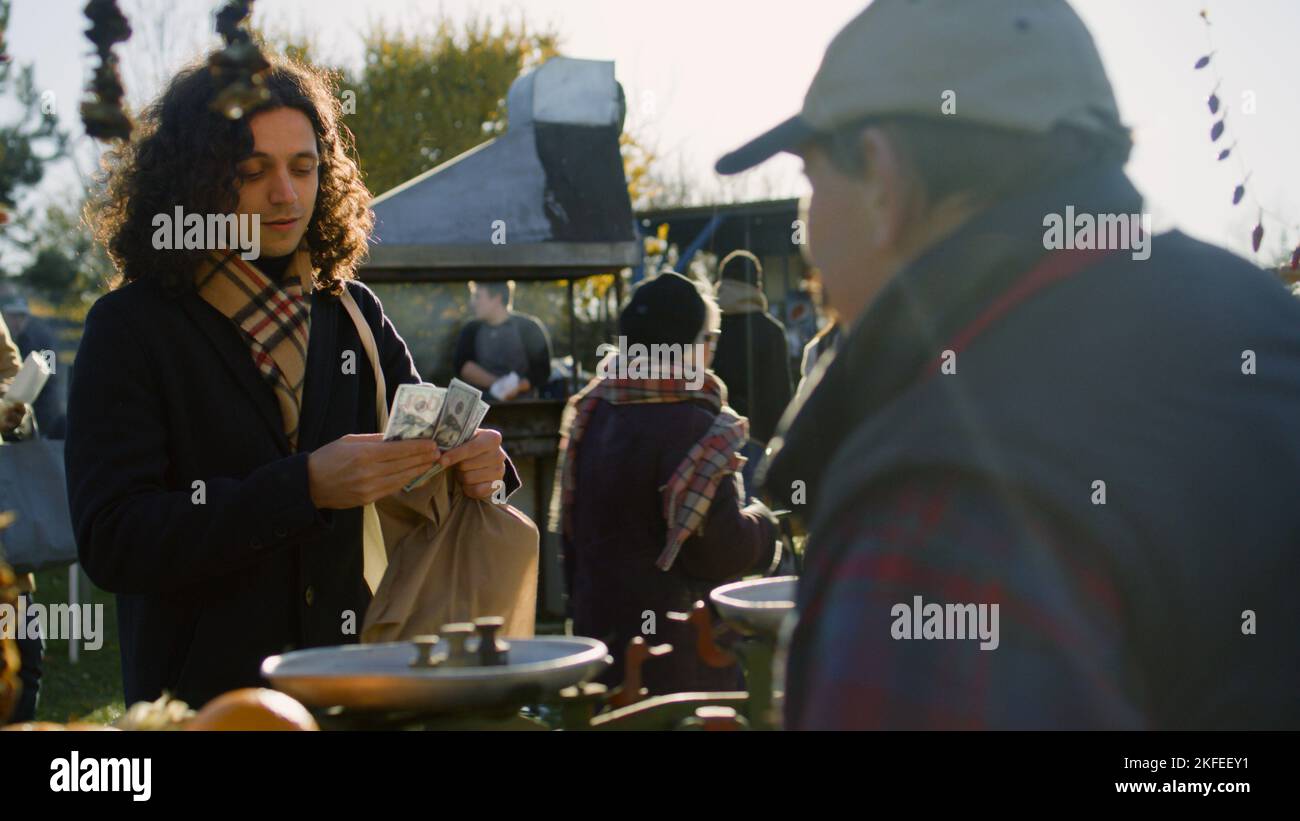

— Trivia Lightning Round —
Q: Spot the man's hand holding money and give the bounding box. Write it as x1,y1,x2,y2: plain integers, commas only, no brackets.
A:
306,435,441,509
306,428,506,507
308,379,505,508
436,427,506,499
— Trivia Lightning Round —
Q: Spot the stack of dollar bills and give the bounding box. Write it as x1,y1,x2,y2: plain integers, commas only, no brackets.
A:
383,378,490,492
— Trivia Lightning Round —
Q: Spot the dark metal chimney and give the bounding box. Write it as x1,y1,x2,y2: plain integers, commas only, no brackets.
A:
366,57,639,274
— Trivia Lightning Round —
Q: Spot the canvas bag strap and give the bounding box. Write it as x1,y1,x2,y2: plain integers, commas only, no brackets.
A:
339,286,388,429
339,286,390,594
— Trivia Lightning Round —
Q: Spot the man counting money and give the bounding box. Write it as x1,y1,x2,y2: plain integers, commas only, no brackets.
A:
67,54,518,708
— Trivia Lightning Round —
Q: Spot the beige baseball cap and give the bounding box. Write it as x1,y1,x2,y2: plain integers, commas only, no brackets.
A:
716,0,1123,174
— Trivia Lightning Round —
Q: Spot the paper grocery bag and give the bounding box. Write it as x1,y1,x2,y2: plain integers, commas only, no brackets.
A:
340,286,538,644
360,468,539,643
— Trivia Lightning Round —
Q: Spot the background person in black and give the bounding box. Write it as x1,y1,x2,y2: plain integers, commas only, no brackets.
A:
454,280,553,401
709,250,793,496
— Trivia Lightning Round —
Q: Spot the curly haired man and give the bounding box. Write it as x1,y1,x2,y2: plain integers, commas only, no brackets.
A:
67,55,517,707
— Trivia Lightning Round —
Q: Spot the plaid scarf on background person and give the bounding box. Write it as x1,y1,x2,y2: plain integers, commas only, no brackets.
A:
550,358,749,571
195,248,315,450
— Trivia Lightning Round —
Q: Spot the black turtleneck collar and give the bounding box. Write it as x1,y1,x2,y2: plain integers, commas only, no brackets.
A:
256,252,295,285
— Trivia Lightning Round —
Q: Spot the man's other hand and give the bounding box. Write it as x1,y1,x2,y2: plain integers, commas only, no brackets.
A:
308,434,440,509
437,427,507,499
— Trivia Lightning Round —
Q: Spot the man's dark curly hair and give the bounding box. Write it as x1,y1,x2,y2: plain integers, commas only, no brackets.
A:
91,53,373,296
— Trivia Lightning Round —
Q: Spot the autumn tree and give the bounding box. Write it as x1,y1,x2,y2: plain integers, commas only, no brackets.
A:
14,193,112,306
332,16,559,198
0,0,67,232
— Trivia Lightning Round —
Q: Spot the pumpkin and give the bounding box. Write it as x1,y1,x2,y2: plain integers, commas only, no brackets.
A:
184,688,318,731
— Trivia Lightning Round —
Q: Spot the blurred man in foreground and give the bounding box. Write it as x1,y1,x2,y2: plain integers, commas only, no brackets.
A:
717,0,1300,728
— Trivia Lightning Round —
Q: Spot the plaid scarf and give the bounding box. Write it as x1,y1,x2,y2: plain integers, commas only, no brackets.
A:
195,249,315,450
550,357,749,571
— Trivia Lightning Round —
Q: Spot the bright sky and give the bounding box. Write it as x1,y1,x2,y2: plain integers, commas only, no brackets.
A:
8,0,1299,263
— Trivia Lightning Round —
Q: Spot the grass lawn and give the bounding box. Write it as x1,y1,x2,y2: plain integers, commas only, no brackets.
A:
28,566,124,725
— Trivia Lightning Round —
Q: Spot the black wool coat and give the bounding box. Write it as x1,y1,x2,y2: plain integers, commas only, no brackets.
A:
711,309,793,444
64,276,517,708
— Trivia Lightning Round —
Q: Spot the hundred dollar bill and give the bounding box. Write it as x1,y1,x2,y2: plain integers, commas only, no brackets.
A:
402,380,490,492
467,397,490,435
431,378,481,450
383,383,444,441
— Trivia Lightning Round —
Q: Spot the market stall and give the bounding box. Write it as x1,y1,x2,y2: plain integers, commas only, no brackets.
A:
359,56,640,619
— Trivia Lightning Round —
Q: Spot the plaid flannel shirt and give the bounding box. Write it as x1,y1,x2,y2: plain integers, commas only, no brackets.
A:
787,472,1146,730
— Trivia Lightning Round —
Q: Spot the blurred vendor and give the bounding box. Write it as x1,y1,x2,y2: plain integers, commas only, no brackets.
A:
454,280,552,401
